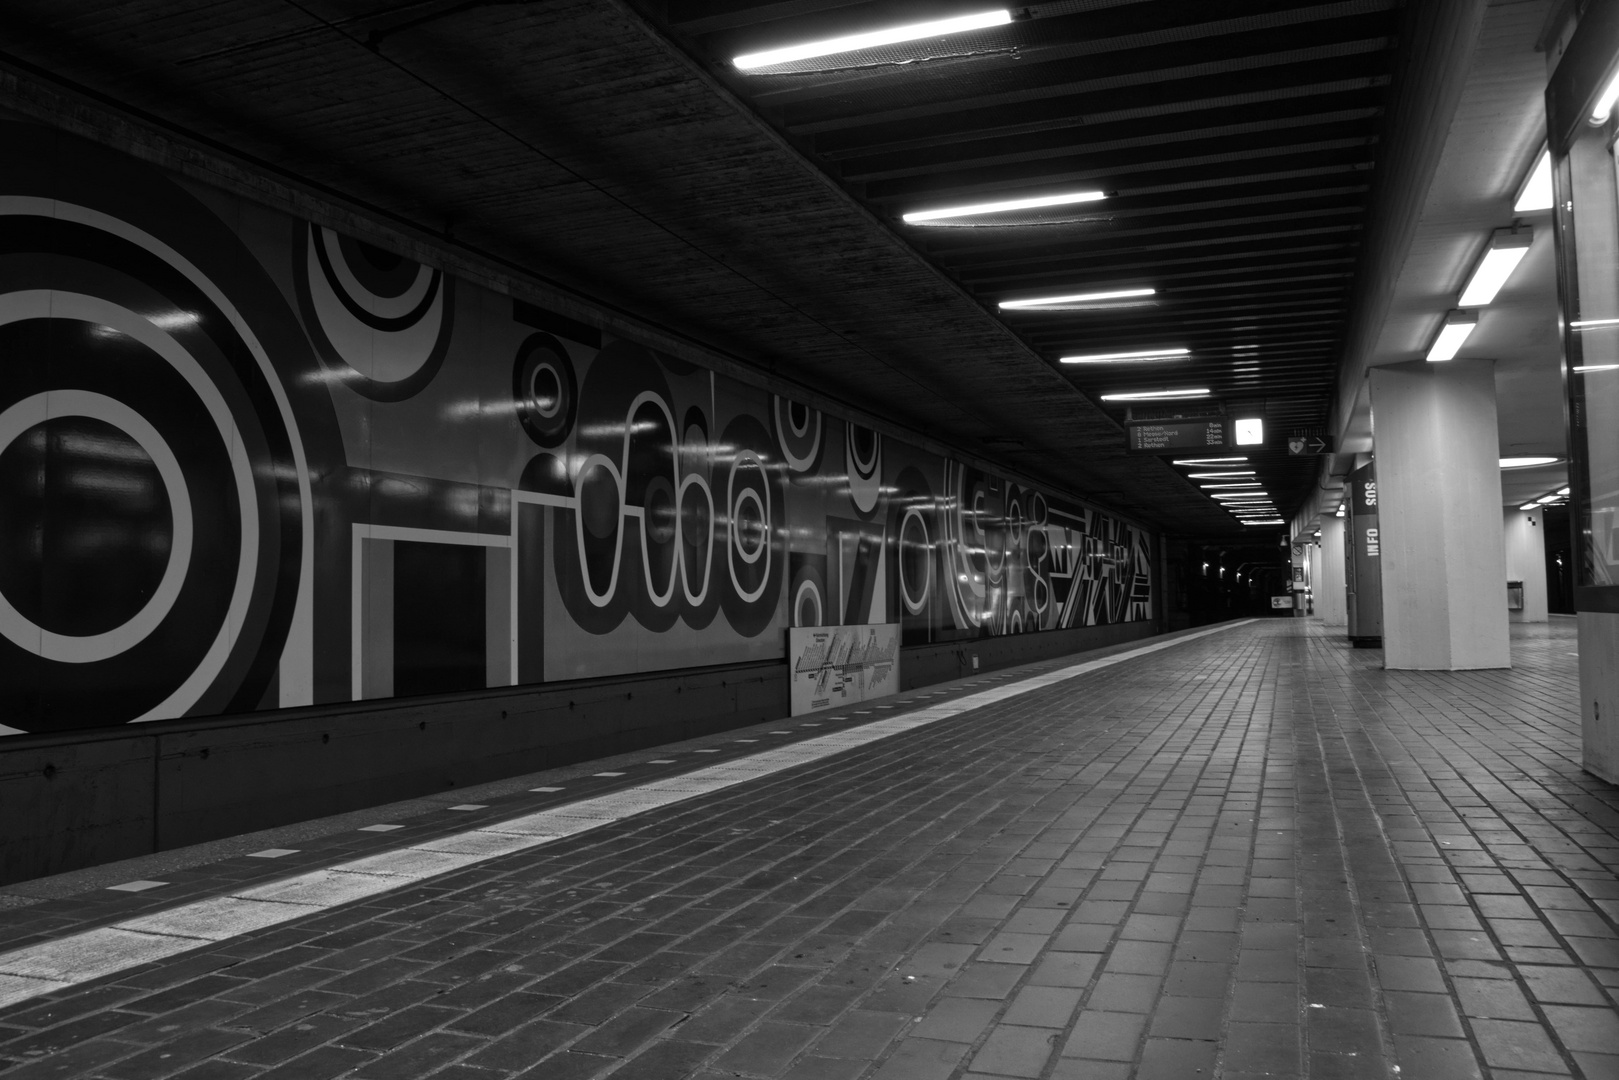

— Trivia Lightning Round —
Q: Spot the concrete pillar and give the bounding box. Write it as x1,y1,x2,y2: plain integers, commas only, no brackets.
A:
1502,507,1548,624
1367,358,1510,669
1316,517,1348,624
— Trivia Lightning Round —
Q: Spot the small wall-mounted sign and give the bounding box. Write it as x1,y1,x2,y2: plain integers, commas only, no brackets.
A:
1286,435,1334,455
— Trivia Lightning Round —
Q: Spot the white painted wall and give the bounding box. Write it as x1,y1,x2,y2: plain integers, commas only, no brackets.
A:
1502,507,1548,623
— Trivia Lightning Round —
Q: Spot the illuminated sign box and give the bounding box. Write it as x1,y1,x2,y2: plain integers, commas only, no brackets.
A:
1125,418,1228,454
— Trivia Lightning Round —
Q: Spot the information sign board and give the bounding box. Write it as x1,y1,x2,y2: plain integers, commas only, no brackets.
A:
1270,596,1294,609
1125,418,1228,454
788,623,900,716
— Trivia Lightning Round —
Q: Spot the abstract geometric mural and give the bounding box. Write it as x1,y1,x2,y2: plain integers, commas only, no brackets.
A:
0,117,1153,737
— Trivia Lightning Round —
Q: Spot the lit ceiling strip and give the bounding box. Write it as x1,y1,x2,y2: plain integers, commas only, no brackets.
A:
1000,288,1155,310
734,9,1011,70
904,189,1106,223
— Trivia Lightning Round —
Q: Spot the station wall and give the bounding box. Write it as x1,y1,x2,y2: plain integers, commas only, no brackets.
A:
0,118,1155,740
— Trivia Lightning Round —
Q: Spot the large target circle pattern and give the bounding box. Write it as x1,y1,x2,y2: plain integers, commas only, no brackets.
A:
0,177,306,732
0,391,192,664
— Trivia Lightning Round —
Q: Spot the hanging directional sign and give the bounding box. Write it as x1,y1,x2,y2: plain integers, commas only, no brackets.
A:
1126,417,1228,454
1286,434,1334,456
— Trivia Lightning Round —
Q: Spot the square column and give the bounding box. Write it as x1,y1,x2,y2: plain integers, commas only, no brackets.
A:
1367,359,1510,669
1316,517,1348,624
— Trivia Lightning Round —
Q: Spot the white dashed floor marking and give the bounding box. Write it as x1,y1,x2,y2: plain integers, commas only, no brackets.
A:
0,621,1254,1010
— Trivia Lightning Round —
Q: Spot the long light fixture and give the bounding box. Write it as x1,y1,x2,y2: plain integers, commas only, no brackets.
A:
733,9,1011,70
1241,519,1287,526
1425,309,1478,362
1519,502,1540,511
1212,491,1269,499
1200,482,1261,489
904,189,1106,224
1589,63,1619,124
1515,148,1553,212
1575,364,1619,372
1458,228,1533,306
1187,471,1255,478
1572,317,1619,329
1000,288,1155,310
1500,456,1559,468
1060,347,1188,364
1098,388,1210,401
1173,456,1247,466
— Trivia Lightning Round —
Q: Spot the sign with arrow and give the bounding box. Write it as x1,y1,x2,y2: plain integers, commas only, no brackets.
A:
1287,435,1333,456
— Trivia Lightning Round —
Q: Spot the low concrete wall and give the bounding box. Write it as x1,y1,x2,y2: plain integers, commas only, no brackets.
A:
0,620,1157,885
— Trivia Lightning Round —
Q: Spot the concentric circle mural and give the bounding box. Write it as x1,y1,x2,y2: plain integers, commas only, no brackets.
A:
0,126,308,730
295,224,454,401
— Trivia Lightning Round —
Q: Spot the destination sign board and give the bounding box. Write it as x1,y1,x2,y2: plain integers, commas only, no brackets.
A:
1125,418,1228,454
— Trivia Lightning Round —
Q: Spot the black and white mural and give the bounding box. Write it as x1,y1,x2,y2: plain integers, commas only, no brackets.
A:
0,120,1153,736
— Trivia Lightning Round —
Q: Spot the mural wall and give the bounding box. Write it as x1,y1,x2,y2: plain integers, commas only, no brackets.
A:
0,119,1154,737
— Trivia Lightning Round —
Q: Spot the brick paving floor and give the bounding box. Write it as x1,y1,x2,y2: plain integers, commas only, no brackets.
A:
1,618,1616,1080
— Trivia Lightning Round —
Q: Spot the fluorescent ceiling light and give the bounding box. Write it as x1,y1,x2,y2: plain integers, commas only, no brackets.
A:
1099,388,1210,401
1574,364,1619,372
1336,506,1346,517
1172,456,1247,465
1200,482,1261,489
1234,417,1264,445
1499,456,1559,468
1558,486,1571,495
1537,495,1562,504
1572,317,1619,329
1458,228,1532,307
1212,491,1269,500
1241,519,1287,525
1060,347,1187,363
734,9,1011,70
1425,309,1478,362
904,189,1106,223
1515,148,1553,212
1590,64,1619,124
1001,288,1155,310
1187,471,1255,478
1519,502,1540,511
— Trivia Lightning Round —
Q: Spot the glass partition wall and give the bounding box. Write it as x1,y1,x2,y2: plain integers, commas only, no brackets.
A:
1548,2,1619,782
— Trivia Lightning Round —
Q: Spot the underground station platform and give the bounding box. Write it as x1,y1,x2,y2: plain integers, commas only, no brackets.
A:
0,618,1614,1080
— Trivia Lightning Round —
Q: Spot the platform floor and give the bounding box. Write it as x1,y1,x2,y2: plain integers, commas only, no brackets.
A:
1,618,1616,1080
